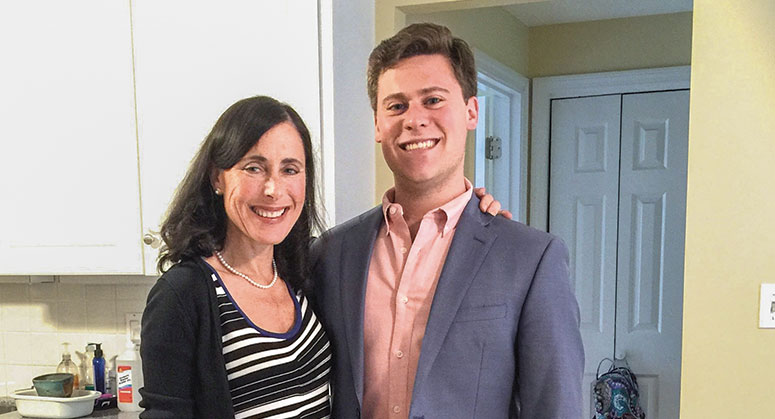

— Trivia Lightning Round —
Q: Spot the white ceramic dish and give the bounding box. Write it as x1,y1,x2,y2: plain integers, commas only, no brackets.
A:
10,389,100,418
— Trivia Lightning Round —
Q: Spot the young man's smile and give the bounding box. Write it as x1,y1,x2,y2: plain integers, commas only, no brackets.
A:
374,54,478,193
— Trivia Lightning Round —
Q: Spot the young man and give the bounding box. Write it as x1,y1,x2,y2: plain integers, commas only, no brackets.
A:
313,23,584,418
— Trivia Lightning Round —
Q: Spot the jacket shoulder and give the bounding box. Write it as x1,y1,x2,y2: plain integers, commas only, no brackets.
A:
490,216,562,247
325,205,382,238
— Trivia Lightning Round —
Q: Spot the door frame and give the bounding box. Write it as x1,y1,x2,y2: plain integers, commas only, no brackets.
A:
473,48,529,221
529,66,691,230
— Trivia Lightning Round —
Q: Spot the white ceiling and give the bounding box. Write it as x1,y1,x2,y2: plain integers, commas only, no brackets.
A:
504,0,693,27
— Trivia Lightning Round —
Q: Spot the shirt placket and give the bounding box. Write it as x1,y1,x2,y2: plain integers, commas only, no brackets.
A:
387,213,436,417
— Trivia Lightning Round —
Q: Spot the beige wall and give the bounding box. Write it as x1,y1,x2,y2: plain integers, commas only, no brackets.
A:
406,8,529,75
680,1,775,417
528,12,692,77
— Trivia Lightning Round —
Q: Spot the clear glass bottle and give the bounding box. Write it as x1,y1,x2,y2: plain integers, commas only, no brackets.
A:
56,343,80,389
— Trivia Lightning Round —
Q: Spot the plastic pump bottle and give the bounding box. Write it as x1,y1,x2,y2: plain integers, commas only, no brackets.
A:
92,343,106,394
116,338,144,412
83,344,96,391
56,343,80,389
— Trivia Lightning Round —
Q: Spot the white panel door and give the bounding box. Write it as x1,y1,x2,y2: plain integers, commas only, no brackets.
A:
616,90,689,418
132,0,321,274
0,1,142,274
550,90,689,418
549,95,621,415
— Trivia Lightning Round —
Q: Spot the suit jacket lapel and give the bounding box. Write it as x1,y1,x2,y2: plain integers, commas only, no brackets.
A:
411,197,498,401
339,206,383,406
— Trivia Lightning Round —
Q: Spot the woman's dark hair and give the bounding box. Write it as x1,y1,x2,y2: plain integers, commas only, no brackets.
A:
157,95,324,292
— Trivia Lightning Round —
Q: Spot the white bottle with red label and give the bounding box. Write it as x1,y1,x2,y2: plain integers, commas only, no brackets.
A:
116,339,144,412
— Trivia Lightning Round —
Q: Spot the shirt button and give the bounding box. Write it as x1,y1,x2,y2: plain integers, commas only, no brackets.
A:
401,296,408,304
400,247,407,254
395,350,404,358
393,405,401,414
389,207,397,215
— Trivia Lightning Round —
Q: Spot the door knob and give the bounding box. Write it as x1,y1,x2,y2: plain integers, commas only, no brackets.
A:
143,231,161,249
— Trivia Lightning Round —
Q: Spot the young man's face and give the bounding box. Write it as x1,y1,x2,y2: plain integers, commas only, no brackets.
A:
374,54,478,192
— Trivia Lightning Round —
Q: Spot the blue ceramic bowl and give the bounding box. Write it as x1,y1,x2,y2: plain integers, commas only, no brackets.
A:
32,373,74,397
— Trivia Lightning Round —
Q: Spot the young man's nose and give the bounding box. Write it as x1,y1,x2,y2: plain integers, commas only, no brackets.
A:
403,105,429,130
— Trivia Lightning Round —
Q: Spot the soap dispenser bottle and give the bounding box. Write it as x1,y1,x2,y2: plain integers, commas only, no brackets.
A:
56,343,80,389
92,343,106,394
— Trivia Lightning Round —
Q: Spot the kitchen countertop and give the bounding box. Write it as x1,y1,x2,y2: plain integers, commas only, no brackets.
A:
0,408,140,418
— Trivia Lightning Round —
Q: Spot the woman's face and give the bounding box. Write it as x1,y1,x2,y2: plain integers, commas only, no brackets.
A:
213,121,306,249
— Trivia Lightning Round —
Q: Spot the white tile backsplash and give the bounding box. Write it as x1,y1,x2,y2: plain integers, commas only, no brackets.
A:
86,301,118,334
0,280,153,396
85,285,116,301
28,303,57,333
29,282,58,301
56,302,87,333
1,304,31,332
0,364,7,396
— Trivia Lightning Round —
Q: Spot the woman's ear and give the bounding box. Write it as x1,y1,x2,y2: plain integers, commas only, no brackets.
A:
210,167,223,195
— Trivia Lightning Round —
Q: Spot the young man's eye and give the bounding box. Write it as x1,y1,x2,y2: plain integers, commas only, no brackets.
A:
387,103,406,112
283,167,300,175
426,97,443,105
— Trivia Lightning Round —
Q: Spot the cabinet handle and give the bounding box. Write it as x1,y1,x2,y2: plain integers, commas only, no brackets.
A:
143,232,161,249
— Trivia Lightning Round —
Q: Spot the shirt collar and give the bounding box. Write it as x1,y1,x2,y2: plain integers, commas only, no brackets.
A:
380,178,473,237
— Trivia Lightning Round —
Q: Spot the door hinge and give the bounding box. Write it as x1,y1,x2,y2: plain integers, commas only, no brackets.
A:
485,136,502,160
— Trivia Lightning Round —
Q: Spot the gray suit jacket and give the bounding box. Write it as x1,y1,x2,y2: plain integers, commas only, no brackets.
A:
311,195,584,418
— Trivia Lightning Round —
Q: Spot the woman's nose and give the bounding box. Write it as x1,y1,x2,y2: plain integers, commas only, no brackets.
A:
264,177,276,197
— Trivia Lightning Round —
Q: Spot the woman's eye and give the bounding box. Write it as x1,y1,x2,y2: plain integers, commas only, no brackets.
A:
244,166,262,173
283,167,300,175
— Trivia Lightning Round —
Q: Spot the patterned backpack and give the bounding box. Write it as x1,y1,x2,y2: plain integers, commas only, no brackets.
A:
592,358,646,419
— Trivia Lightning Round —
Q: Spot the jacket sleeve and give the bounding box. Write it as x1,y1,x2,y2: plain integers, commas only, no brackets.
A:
139,277,198,418
516,237,585,418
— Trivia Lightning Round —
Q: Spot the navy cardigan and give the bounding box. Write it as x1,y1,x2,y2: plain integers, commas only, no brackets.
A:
139,258,234,418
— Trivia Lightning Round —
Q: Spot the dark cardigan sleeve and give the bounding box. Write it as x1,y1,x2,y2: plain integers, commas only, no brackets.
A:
139,269,199,418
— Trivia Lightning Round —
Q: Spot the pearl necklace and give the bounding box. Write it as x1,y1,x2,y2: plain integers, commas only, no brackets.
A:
215,251,278,289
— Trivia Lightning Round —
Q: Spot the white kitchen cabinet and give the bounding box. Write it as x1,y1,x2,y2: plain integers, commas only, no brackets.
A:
0,1,143,275
1,1,327,276
132,0,323,274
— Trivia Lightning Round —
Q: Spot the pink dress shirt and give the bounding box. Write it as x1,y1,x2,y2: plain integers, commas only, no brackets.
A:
362,180,473,419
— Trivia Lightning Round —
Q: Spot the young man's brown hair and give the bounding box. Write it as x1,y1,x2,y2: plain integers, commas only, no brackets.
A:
367,22,477,111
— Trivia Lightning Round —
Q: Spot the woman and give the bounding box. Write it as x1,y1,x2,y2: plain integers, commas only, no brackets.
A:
140,96,330,418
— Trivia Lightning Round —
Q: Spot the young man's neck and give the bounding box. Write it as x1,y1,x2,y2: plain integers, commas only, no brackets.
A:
392,174,467,240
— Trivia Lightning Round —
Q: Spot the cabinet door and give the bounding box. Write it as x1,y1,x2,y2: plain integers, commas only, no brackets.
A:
132,0,321,274
0,1,142,274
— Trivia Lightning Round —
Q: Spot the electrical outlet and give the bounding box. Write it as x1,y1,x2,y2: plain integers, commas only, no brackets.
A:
125,313,142,342
759,284,775,328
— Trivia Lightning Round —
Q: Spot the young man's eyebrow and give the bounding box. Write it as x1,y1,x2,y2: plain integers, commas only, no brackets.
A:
419,86,451,96
380,87,451,106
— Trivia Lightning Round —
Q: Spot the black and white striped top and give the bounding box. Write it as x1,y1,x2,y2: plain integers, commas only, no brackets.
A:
211,272,332,418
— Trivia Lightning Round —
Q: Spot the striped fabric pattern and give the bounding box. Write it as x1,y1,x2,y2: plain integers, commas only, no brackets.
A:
212,274,332,418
